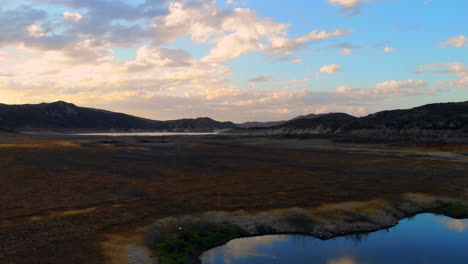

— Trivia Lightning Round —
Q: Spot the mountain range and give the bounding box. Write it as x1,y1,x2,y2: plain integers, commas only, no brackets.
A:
0,101,467,137
232,101,468,138
0,101,237,132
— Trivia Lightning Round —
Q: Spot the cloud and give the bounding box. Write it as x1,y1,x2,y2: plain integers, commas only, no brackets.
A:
63,12,83,22
265,29,353,55
336,42,360,55
335,80,434,97
26,24,45,38
328,0,383,15
419,62,468,88
292,59,303,64
149,2,351,62
341,48,352,55
441,35,468,48
125,46,194,71
248,75,271,82
383,47,395,52
328,0,360,8
319,64,342,74
226,0,239,4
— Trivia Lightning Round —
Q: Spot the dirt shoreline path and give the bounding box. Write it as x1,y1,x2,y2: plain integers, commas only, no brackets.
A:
0,134,467,263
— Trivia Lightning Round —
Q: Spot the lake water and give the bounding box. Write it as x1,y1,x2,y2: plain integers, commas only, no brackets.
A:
201,214,468,264
73,132,219,136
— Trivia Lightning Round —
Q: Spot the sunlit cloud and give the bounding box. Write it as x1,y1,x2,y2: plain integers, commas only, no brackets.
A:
441,35,468,48
419,62,468,88
63,12,83,22
318,64,342,75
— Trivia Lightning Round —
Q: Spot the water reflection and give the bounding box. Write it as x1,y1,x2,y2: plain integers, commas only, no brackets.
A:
203,235,287,264
201,214,468,264
439,218,468,232
326,256,360,264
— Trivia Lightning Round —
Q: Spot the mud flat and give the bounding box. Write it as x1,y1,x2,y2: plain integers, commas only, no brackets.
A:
0,134,467,263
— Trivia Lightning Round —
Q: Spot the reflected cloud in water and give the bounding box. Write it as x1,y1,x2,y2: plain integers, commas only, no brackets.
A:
202,214,468,264
202,235,287,264
439,218,468,232
326,255,362,264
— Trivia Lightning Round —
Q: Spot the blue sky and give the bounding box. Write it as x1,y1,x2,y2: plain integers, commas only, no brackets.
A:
0,0,466,121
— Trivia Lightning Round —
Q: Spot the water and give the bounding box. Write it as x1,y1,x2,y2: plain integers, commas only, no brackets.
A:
202,214,468,264
73,132,219,136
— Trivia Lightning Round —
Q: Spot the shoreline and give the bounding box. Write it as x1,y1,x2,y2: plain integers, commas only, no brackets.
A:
114,194,468,264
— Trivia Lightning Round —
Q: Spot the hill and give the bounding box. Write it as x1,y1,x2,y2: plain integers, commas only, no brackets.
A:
229,101,468,139
340,102,468,137
0,101,237,132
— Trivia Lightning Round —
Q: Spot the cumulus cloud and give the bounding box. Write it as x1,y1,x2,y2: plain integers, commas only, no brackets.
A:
63,12,83,22
328,0,383,15
383,47,395,52
318,64,342,74
126,46,194,71
441,35,468,48
150,2,351,62
26,24,45,38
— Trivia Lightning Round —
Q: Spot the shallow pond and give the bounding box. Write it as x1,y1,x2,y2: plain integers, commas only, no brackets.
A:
201,214,468,264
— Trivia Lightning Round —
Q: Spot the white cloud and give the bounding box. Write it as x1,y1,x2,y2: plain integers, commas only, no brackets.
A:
26,24,45,38
226,0,239,4
64,12,83,22
383,47,395,52
265,29,352,55
419,62,468,88
328,0,360,8
319,64,342,74
292,59,303,64
151,2,351,63
441,35,468,48
341,48,352,55
328,0,383,15
126,46,194,71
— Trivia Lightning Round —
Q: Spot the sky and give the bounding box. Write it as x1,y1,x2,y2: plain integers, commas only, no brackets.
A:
0,0,466,122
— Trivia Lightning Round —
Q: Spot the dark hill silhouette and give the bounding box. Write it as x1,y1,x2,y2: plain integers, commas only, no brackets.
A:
229,101,468,138
340,102,468,133
0,101,237,132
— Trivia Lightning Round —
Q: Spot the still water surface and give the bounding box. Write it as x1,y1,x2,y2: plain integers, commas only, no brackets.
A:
202,214,468,264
